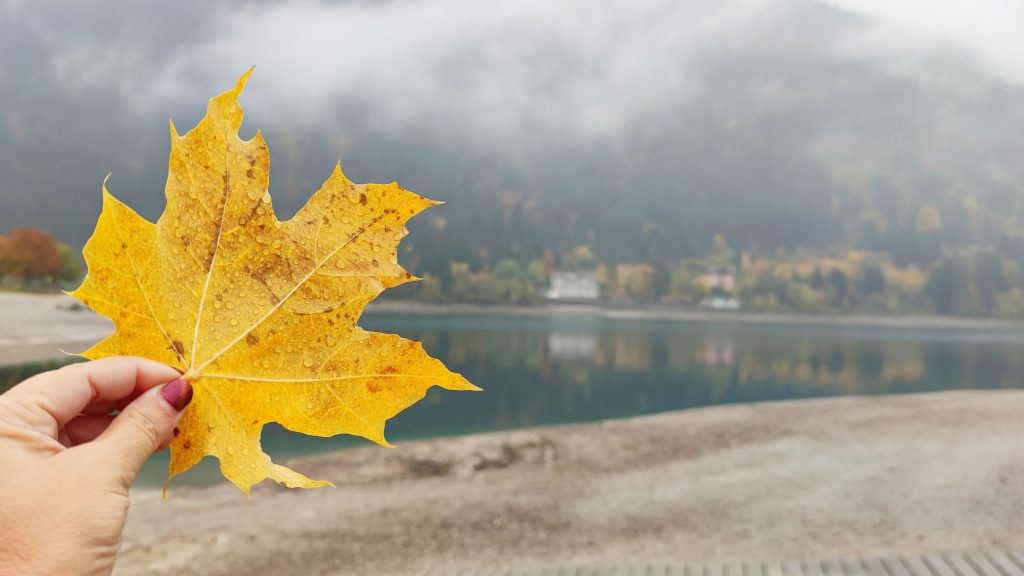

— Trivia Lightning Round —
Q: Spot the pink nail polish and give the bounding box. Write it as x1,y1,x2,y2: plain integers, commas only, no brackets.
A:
161,378,193,411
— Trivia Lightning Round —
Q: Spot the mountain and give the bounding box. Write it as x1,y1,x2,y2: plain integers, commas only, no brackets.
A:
3,0,1024,277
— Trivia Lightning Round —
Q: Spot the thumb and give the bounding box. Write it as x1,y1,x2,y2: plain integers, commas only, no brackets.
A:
91,378,193,489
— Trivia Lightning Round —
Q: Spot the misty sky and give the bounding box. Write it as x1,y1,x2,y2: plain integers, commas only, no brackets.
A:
14,0,1024,145
3,0,1024,257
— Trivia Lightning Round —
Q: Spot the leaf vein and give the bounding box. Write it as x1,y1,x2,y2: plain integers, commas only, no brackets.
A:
195,214,385,372
189,150,233,367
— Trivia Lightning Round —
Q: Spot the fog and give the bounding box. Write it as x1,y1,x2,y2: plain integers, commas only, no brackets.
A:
3,0,1024,280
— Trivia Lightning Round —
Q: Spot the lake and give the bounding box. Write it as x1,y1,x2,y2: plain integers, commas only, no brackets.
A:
3,311,1024,487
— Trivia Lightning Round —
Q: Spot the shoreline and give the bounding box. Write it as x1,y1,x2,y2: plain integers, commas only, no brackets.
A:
116,390,1024,576
366,300,1024,332
4,292,1024,369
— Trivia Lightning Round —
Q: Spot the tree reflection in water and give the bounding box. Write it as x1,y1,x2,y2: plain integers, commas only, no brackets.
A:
5,313,1024,487
358,314,1024,442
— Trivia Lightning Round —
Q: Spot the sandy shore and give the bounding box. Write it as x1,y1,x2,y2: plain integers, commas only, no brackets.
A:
0,292,110,366
115,391,1024,576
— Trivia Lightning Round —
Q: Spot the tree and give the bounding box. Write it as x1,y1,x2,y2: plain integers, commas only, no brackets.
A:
809,267,824,289
858,260,886,295
668,266,695,303
524,260,547,303
784,281,824,311
972,251,1008,313
415,274,445,303
708,234,734,267
825,268,848,306
448,262,473,302
0,234,9,276
926,256,972,315
563,245,597,271
1,228,61,280
493,258,525,304
493,258,523,281
993,289,1024,318
55,243,84,283
616,263,655,302
524,260,546,288
474,270,504,304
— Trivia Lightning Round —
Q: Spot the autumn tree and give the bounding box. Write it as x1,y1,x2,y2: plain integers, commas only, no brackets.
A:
563,245,597,271
0,234,9,276
0,228,61,280
708,234,734,268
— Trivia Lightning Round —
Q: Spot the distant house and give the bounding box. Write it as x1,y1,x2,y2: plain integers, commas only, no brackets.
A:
699,296,742,311
697,268,736,293
546,271,600,301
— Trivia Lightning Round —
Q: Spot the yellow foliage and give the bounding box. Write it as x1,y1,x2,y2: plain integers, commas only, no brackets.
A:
71,71,478,494
882,261,926,296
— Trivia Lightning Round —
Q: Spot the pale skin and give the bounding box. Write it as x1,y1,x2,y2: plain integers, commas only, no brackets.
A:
0,357,192,576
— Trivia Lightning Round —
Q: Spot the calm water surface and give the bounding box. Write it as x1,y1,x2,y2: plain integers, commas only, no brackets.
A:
4,312,1023,487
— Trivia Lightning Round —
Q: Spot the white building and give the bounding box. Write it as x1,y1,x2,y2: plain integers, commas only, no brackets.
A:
546,271,600,301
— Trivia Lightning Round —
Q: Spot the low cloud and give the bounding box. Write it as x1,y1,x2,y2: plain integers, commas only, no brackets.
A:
143,0,775,142
27,0,1024,147
824,0,1024,86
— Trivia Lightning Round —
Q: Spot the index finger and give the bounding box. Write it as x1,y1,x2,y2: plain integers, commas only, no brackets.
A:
0,356,180,438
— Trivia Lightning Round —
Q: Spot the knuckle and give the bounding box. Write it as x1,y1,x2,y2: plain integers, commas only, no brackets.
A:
124,410,163,449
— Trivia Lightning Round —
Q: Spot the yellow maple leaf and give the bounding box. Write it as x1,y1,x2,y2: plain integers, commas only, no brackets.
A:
70,69,479,494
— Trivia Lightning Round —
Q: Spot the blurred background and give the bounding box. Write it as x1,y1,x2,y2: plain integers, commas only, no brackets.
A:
3,1,1024,574
6,0,1024,475
5,0,1024,315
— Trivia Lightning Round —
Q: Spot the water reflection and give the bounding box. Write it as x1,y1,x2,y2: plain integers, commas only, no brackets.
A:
547,331,598,360
3,313,1023,487
361,315,1024,445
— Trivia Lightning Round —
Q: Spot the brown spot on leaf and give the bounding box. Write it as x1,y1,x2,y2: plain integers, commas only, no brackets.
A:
246,333,259,346
183,439,192,450
382,366,400,374
359,193,367,205
366,381,382,393
172,340,185,356
173,427,180,437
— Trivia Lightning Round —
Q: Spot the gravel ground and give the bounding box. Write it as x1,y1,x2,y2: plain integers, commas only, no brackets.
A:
0,292,109,366
115,390,1024,576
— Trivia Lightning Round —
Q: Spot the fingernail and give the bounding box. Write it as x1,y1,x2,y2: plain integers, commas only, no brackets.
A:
161,378,193,412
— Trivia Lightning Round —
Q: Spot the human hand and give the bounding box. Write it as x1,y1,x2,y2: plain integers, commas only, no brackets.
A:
0,357,191,576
